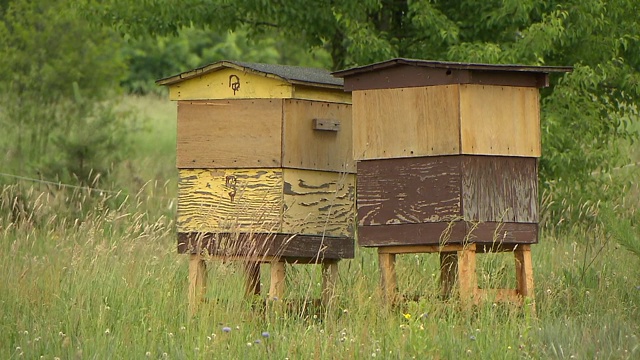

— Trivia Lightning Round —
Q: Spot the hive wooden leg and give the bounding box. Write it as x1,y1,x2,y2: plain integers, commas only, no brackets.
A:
269,260,286,301
440,251,458,299
515,245,535,311
321,261,339,307
244,261,261,299
379,252,398,305
188,254,207,315
457,244,477,308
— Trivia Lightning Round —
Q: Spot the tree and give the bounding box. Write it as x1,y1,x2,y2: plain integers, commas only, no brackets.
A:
88,0,640,228
0,0,131,185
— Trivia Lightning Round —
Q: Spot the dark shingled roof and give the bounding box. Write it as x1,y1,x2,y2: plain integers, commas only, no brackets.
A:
156,60,343,88
333,58,573,77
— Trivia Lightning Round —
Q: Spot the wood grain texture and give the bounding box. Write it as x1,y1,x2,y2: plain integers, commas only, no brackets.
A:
177,99,283,168
282,100,355,173
462,156,538,222
357,156,462,226
178,169,284,233
178,232,355,260
283,169,356,237
292,85,352,103
357,222,537,247
169,68,293,100
357,156,538,226
460,85,541,157
352,85,460,160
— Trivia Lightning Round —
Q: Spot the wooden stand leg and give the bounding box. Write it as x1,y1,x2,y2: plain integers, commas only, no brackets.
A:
188,254,207,315
379,252,398,305
269,260,285,301
321,261,339,307
244,261,261,299
457,244,477,308
515,245,535,311
440,252,458,299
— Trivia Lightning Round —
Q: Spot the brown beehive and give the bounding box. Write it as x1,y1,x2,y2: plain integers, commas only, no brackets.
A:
334,58,571,248
334,59,571,307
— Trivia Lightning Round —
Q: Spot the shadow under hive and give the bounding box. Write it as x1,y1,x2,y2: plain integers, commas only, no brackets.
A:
157,60,356,312
334,58,572,307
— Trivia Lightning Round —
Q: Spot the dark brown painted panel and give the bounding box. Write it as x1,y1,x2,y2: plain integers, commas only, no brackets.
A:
358,222,467,247
178,232,355,260
338,65,549,91
357,157,462,226
462,156,538,222
358,222,537,247
464,222,538,244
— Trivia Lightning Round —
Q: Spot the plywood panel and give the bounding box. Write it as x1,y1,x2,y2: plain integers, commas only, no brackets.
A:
357,157,462,226
292,85,352,104
177,100,283,168
462,156,538,222
169,68,293,100
282,100,355,173
358,222,537,247
177,233,355,259
177,169,283,233
460,85,540,157
283,169,356,237
352,85,460,160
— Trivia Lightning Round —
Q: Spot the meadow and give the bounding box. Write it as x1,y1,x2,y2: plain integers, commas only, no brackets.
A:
1,95,639,359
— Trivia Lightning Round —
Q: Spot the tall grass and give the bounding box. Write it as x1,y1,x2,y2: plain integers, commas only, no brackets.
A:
1,96,639,359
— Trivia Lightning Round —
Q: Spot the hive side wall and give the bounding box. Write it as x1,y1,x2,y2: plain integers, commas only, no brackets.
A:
351,85,461,160
282,100,355,173
461,156,538,223
460,85,541,157
283,169,356,238
176,99,283,168
177,168,284,233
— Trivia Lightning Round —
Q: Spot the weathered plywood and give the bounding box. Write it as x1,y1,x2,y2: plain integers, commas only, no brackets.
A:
460,85,540,157
168,68,293,100
358,222,538,247
177,233,355,259
282,100,355,173
357,157,462,226
177,100,283,168
462,156,538,222
283,169,356,237
352,85,461,160
292,85,352,104
178,169,284,233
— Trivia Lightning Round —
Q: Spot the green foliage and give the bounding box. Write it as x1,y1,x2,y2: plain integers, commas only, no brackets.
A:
85,0,640,229
0,0,133,187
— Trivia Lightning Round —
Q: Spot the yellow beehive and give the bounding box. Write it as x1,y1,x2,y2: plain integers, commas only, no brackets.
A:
157,61,355,310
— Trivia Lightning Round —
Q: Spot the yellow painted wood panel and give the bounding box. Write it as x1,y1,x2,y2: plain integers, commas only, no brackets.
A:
282,100,355,173
459,85,541,157
292,85,352,104
169,68,293,100
352,86,461,160
176,99,283,168
178,169,284,233
283,169,356,237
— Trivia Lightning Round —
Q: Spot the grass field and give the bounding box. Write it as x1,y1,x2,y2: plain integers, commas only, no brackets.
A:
1,95,639,359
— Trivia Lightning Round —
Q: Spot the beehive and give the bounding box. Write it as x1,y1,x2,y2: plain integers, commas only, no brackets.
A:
157,61,356,309
334,58,571,306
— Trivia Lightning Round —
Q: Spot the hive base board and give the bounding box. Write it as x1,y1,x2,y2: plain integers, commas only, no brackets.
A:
358,222,537,247
178,232,355,261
